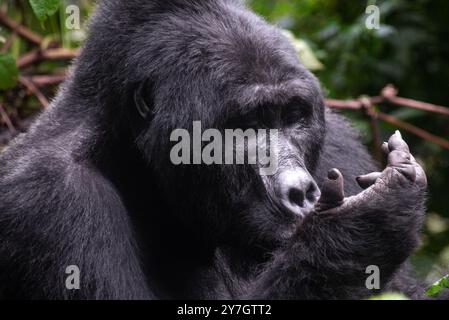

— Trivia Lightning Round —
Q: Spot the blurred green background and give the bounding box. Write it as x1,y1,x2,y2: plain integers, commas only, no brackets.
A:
0,0,448,284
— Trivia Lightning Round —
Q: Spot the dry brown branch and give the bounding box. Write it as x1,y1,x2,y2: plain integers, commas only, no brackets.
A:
326,85,449,116
1,32,16,53
325,97,383,110
0,11,42,46
360,97,383,163
0,102,16,134
377,111,449,150
325,85,449,151
381,85,449,116
28,73,67,87
17,48,79,69
19,77,49,108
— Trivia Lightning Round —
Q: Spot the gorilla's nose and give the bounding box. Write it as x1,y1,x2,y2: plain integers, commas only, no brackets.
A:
277,169,321,217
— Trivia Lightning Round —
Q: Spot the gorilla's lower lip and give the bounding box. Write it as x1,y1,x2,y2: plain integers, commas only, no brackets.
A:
295,209,313,219
281,200,315,218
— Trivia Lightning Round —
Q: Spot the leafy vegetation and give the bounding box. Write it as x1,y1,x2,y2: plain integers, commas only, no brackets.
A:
29,0,61,23
0,52,17,89
426,274,449,298
369,292,409,300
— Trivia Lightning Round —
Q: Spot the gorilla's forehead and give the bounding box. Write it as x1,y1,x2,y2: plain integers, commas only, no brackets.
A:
88,0,321,122
125,0,305,88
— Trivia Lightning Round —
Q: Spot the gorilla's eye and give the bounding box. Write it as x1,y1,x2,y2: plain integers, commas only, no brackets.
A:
229,109,262,130
242,106,279,129
281,101,311,127
244,115,260,129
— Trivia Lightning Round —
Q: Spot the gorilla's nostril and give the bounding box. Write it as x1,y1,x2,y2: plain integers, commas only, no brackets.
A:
306,183,318,202
288,188,305,208
278,169,319,215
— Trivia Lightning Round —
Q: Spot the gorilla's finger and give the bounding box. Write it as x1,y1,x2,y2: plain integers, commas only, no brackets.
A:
388,130,410,153
382,142,390,155
356,172,382,189
409,154,427,185
388,150,410,166
388,150,416,181
317,169,345,211
397,166,416,182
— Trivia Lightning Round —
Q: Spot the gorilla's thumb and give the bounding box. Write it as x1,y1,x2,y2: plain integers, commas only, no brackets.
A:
316,169,345,212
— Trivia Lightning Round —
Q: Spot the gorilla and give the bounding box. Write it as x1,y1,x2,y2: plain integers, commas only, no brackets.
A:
0,0,441,300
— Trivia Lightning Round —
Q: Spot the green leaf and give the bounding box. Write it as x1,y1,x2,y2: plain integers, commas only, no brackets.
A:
281,30,324,71
425,275,449,297
0,53,18,90
369,292,409,300
29,0,61,23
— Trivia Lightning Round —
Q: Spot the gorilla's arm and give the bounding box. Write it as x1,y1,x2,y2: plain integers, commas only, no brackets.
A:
0,141,152,299
245,114,427,300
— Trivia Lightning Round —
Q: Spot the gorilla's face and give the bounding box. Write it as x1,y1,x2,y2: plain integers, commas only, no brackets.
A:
131,1,326,247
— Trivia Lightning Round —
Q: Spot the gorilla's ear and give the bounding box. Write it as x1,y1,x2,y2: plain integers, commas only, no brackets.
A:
134,80,154,121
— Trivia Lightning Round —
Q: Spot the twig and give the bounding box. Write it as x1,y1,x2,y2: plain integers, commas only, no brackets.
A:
325,97,383,110
17,48,79,69
377,111,449,150
28,73,67,87
381,85,449,116
1,32,16,53
19,76,49,108
360,97,383,163
326,85,449,116
0,11,42,46
0,102,16,134
324,86,449,151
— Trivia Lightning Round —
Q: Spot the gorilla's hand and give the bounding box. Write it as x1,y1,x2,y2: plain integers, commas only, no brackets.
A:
309,131,427,275
316,130,427,216
292,131,427,296
248,132,427,299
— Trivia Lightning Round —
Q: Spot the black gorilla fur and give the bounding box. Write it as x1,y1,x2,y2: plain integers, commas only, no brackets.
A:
0,0,444,300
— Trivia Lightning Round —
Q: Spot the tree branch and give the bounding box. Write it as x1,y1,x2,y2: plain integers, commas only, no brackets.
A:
325,85,449,151
19,76,49,108
17,48,79,69
0,11,42,46
0,102,16,134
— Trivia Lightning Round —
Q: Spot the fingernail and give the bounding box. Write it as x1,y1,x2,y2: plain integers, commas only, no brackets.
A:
328,169,340,180
395,130,402,138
